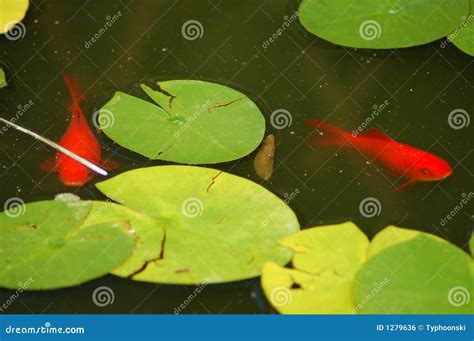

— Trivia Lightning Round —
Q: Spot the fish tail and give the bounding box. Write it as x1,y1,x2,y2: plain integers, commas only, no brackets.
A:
63,74,85,112
304,119,353,147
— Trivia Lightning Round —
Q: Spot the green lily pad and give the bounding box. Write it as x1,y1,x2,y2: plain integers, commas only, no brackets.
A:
0,0,29,34
261,222,369,314
0,68,6,88
0,200,134,290
95,165,299,284
451,2,474,56
99,80,265,164
298,0,469,49
355,235,474,314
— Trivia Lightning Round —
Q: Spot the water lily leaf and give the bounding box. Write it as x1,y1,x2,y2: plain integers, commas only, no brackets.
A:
0,0,29,34
451,2,474,56
0,200,134,290
99,80,265,164
261,222,369,314
261,262,354,314
95,165,299,284
470,229,474,258
355,235,474,314
368,225,442,258
0,68,6,88
298,0,470,49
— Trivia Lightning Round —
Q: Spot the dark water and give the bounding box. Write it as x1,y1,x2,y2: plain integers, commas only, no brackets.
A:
0,0,472,314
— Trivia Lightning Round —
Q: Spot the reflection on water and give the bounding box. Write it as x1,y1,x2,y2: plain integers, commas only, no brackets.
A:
0,0,472,313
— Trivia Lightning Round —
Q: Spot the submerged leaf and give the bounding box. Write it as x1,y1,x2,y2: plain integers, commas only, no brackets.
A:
253,134,275,181
298,0,469,49
99,80,265,164
95,165,299,284
0,200,134,290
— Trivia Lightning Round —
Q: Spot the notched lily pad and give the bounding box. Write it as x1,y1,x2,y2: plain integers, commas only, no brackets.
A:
298,0,469,49
95,165,299,284
99,80,266,164
0,200,134,290
261,222,369,314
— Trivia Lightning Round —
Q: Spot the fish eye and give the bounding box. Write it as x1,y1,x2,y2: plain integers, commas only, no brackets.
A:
421,168,431,175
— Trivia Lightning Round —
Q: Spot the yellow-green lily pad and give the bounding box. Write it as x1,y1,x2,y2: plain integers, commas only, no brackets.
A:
99,80,266,164
95,165,299,284
0,67,6,88
0,0,29,34
0,200,134,290
261,222,369,314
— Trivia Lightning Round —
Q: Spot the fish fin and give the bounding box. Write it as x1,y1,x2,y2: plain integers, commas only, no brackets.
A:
359,128,393,141
395,179,416,192
63,74,86,109
102,159,119,171
304,118,351,147
40,158,57,172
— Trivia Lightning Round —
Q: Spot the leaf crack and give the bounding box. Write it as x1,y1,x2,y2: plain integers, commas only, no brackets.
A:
207,97,244,113
206,171,223,194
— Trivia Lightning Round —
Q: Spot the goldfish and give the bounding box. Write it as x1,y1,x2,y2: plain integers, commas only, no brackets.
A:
305,119,453,191
41,75,102,186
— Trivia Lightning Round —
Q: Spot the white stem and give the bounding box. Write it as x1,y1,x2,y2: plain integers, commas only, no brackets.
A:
0,117,108,176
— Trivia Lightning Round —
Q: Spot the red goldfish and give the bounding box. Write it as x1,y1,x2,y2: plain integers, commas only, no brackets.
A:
305,119,453,191
42,75,102,186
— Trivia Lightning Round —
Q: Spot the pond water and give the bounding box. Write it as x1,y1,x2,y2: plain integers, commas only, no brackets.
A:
0,0,472,313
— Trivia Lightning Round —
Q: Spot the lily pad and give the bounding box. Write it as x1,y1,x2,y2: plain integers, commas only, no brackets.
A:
95,165,299,284
298,0,469,49
0,200,134,290
99,80,265,164
451,2,474,56
261,222,369,314
355,235,474,314
470,230,474,258
0,68,6,88
0,0,29,34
